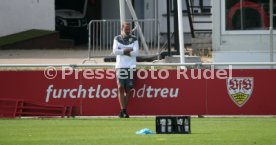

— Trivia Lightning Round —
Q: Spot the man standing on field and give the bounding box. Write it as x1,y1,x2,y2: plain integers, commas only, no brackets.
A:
113,22,139,118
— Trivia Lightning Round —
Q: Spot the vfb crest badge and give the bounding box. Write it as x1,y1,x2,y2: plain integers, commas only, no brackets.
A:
227,77,254,107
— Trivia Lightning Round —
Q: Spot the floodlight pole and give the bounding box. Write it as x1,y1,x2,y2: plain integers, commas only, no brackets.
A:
119,0,126,25
177,0,185,65
269,0,274,66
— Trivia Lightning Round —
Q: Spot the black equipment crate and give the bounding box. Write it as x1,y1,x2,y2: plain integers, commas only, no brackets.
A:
156,116,191,134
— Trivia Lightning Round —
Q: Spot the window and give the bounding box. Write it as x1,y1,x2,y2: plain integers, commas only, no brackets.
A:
225,0,276,31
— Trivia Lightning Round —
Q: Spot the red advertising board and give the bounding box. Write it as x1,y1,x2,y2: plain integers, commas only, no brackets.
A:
207,70,276,115
0,69,276,116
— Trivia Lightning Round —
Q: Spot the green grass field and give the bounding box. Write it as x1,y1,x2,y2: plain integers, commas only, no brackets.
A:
0,117,276,145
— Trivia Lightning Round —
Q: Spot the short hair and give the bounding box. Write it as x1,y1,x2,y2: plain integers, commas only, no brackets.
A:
121,22,131,29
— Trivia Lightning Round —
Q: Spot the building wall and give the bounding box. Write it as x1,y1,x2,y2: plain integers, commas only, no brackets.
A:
157,0,191,33
101,0,120,19
212,0,276,63
135,0,144,19
212,0,221,52
0,0,55,37
157,0,212,34
144,0,154,19
156,0,212,45
101,0,132,20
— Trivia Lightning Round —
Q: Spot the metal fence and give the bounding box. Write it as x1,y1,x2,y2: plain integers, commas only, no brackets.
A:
85,19,160,60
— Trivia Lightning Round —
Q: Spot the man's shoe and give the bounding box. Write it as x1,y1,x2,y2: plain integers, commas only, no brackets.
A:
122,111,129,118
119,109,130,118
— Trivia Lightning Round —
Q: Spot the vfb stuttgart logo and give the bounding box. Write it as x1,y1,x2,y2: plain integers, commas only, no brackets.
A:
227,77,254,107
